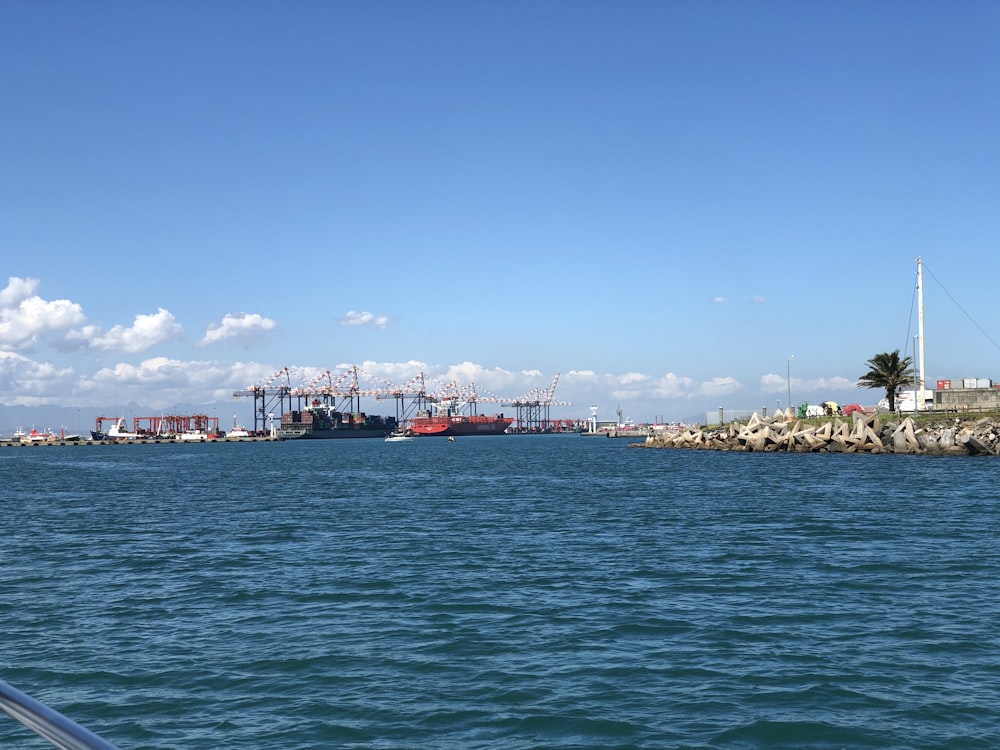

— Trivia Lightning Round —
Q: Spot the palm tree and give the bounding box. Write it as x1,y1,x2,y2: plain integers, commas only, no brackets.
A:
857,349,914,412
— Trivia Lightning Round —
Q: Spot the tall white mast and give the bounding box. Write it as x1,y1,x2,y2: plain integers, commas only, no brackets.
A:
917,256,925,407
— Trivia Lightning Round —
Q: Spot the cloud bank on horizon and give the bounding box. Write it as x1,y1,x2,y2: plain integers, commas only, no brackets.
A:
0,276,870,419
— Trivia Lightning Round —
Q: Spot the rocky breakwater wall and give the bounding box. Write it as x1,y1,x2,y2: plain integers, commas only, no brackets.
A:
634,411,1000,456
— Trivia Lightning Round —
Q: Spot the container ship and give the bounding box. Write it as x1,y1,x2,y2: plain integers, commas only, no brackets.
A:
408,405,513,437
279,402,397,439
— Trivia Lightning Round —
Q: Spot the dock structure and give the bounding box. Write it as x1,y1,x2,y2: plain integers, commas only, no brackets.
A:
94,413,222,438
0,435,281,448
233,366,574,434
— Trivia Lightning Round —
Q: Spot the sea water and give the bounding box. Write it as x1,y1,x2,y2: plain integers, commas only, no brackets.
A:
1,436,998,749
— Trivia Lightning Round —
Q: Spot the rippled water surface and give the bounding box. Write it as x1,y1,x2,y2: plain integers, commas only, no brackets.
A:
2,436,999,748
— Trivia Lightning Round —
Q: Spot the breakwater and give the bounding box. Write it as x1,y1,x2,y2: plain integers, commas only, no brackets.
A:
633,411,1000,455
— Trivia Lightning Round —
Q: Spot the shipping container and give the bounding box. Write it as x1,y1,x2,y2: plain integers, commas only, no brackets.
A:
936,380,951,390
963,378,978,389
977,378,992,388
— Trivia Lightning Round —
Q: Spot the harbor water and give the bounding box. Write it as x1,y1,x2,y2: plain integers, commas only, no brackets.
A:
2,436,998,749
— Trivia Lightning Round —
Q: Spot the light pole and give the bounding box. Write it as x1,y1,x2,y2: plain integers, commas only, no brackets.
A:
786,355,794,414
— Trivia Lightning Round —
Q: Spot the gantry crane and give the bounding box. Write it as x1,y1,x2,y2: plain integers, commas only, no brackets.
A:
234,367,571,434
508,372,573,432
232,367,292,433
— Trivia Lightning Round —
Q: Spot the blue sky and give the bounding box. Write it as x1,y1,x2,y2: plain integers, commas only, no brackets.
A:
1,0,998,427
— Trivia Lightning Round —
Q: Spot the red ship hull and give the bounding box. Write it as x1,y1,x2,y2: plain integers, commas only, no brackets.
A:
408,414,513,436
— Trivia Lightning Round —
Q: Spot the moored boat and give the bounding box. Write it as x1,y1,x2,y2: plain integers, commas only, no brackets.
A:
177,430,216,442
407,401,512,437
226,415,252,438
278,402,398,439
18,427,57,443
91,417,141,441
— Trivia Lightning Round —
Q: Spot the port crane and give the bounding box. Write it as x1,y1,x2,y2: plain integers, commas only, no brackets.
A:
235,366,572,433
233,367,292,433
507,372,572,432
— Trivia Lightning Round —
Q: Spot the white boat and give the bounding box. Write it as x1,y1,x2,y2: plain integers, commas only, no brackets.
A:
177,430,213,442
11,427,54,443
109,419,141,440
24,427,58,442
91,418,141,441
384,431,413,442
227,414,251,438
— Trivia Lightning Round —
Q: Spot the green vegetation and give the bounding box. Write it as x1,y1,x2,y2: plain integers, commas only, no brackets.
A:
857,349,914,412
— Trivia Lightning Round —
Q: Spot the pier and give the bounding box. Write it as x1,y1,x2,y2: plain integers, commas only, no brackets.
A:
0,435,281,448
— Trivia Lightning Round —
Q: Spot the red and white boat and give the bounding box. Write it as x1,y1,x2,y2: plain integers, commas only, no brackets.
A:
408,400,512,437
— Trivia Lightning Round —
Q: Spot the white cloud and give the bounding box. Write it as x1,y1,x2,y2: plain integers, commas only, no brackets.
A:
816,376,856,391
0,350,76,406
760,373,787,392
0,276,39,307
440,361,517,388
752,295,767,303
609,387,643,401
84,357,278,408
91,308,182,353
619,372,650,385
698,376,742,396
760,373,854,395
0,277,87,349
713,296,728,303
90,356,185,385
653,372,696,398
340,310,390,329
60,324,100,351
200,312,277,346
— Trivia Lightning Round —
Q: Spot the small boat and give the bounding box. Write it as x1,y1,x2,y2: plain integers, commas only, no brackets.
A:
25,427,57,443
177,430,216,442
384,429,414,442
227,414,251,438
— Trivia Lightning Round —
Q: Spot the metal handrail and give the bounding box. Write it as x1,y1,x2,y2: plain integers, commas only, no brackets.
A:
0,678,121,750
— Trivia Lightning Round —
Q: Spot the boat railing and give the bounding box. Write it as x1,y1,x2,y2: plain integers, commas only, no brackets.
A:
0,678,122,750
